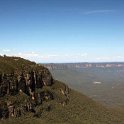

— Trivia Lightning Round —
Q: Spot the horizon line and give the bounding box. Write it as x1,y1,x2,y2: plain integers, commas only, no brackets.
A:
41,61,124,64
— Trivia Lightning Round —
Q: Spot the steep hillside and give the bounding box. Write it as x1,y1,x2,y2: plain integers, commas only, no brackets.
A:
0,56,124,124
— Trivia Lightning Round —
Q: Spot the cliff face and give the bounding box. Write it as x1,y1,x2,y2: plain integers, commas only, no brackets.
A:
0,56,53,96
0,56,69,119
43,62,124,70
0,70,53,97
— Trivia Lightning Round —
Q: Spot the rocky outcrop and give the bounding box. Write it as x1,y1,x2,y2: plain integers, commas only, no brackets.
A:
0,57,70,120
0,69,53,97
0,67,54,119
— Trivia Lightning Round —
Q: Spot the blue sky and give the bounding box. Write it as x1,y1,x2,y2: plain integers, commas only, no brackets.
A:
0,0,124,63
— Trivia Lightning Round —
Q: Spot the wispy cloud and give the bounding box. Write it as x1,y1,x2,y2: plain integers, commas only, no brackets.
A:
18,52,39,57
96,57,111,61
2,49,11,52
116,56,124,59
96,56,124,62
1,50,124,63
12,52,89,62
83,10,115,15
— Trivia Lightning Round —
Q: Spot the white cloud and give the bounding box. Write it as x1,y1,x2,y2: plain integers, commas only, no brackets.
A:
116,56,124,59
80,53,88,57
96,55,124,62
40,54,59,59
83,10,115,15
96,57,111,61
2,49,11,52
18,52,39,57
63,53,88,57
1,49,124,63
32,53,89,63
7,52,60,62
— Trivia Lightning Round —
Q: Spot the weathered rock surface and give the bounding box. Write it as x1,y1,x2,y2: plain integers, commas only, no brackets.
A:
0,70,53,96
0,56,69,120
0,70,54,118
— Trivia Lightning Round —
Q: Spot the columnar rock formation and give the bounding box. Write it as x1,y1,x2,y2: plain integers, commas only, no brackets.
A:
0,70,53,97
0,69,53,119
0,56,69,120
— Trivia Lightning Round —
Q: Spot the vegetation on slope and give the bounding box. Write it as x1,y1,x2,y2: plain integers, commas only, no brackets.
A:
1,80,124,124
0,56,124,124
